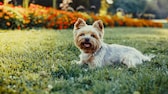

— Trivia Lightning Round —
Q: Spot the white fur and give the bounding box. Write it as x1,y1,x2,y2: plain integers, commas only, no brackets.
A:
78,42,152,68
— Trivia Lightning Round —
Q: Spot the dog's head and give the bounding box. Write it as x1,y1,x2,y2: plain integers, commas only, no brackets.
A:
73,18,104,53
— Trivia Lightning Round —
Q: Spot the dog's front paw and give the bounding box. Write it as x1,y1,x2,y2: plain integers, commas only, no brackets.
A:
71,60,77,64
71,60,83,65
76,61,84,66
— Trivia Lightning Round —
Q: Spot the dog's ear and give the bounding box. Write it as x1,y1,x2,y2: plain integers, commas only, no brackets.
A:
93,20,104,38
74,18,87,30
93,20,104,33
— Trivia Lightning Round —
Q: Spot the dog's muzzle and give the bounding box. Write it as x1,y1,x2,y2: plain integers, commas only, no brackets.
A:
82,38,92,48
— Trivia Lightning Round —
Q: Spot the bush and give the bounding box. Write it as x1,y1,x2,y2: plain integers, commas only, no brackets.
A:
0,4,163,30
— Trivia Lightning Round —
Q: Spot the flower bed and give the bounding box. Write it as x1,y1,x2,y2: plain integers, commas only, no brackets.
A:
0,4,163,29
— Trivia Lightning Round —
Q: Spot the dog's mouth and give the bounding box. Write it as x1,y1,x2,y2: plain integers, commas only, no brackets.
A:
82,42,92,48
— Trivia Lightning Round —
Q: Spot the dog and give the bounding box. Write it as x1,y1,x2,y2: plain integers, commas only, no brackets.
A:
73,18,153,68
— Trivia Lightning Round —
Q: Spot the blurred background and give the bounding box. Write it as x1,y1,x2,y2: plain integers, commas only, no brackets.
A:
1,0,168,19
0,0,167,29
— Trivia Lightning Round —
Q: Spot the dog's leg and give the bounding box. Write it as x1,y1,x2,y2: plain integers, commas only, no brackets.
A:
122,54,142,68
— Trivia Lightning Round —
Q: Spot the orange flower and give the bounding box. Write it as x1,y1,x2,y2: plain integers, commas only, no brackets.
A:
6,22,11,26
9,14,14,18
24,19,30,24
0,12,3,18
17,26,21,30
4,16,10,20
38,19,42,23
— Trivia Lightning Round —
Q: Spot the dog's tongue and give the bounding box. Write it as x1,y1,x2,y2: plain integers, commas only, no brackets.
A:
84,43,91,48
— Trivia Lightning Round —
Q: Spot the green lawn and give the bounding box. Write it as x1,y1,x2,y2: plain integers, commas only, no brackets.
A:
0,27,168,94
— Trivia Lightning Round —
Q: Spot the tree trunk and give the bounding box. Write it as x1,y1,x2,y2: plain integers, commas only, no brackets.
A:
4,0,8,5
53,0,57,8
23,0,29,9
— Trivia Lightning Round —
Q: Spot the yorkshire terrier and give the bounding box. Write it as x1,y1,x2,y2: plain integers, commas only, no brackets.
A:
73,18,152,68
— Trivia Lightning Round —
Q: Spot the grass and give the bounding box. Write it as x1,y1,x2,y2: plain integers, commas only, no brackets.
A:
163,23,168,28
0,27,168,94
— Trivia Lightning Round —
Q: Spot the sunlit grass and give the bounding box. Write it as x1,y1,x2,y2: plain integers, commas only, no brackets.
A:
0,28,168,94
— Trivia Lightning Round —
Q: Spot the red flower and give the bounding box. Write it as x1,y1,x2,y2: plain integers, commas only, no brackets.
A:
0,2,3,5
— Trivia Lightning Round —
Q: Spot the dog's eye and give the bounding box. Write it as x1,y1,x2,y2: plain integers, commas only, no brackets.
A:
80,33,85,36
91,34,95,38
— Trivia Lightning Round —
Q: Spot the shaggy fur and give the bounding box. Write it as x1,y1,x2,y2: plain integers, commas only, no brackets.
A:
73,18,152,68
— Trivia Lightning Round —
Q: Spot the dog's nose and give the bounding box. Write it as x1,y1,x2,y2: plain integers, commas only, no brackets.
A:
85,38,90,42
